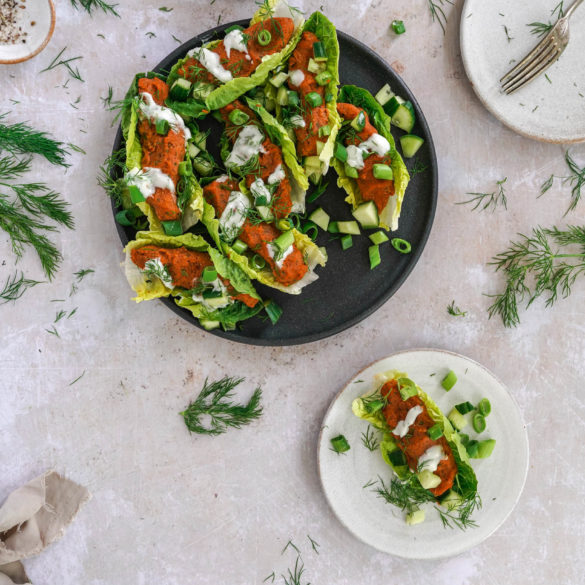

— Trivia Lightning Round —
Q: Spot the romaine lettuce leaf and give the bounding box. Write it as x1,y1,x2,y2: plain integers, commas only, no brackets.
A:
334,85,410,231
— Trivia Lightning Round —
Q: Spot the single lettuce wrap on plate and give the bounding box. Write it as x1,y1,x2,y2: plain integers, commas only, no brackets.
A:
333,85,410,231
125,231,264,330
120,73,205,236
352,370,480,527
165,0,304,113
266,11,341,181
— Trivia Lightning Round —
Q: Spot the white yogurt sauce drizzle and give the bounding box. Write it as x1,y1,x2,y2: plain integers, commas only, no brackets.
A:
392,405,423,439
126,167,176,199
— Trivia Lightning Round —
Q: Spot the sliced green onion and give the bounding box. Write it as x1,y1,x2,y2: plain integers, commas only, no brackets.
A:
466,440,479,458
313,41,327,61
307,58,325,74
327,221,339,234
478,398,491,417
472,413,486,433
264,299,283,324
155,119,170,135
161,220,182,236
372,163,393,180
334,142,348,162
428,423,443,440
455,401,475,415
351,111,366,132
391,238,411,254
477,439,496,458
273,229,294,251
305,92,323,107
365,399,385,414
289,213,302,229
257,29,272,46
369,244,381,269
448,407,467,431
251,254,266,270
232,239,248,255
331,434,350,453
228,109,250,126
391,19,406,34
224,24,244,34
458,432,470,446
397,377,417,400
178,161,192,176
287,90,300,107
202,266,217,283
344,162,359,179
340,234,353,250
301,221,319,241
277,218,292,232
315,70,332,86
389,449,406,466
369,231,389,245
441,370,457,391
115,209,138,227
318,124,331,137
128,185,145,204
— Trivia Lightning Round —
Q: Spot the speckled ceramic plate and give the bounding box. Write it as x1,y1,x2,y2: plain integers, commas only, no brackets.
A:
318,349,529,559
460,0,585,143
111,20,438,346
0,0,55,65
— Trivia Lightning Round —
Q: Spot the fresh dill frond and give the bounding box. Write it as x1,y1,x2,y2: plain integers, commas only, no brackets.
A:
374,475,435,515
281,539,300,555
539,151,585,213
180,376,263,435
40,46,84,82
0,272,42,304
54,309,67,323
0,114,70,166
447,300,467,317
361,424,380,452
282,556,307,585
70,0,119,17
100,86,114,109
306,535,319,555
437,493,481,530
527,1,564,37
45,325,60,338
262,572,275,583
458,177,508,212
487,225,585,327
97,148,127,205
410,160,428,176
428,0,453,35
74,268,94,281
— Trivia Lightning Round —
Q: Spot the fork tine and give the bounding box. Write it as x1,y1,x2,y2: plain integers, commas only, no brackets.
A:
502,42,558,91
500,36,554,83
503,47,560,94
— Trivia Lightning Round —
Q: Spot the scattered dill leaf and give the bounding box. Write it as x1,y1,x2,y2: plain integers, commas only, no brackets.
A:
40,46,84,82
262,572,275,583
361,425,380,451
527,1,564,37
54,309,67,323
281,539,300,555
145,31,157,38
69,370,86,385
74,268,94,281
362,478,376,489
68,307,78,318
46,325,60,338
503,25,513,42
159,5,173,11
100,86,114,109
180,376,263,435
282,556,306,585
0,272,42,304
447,300,467,317
427,0,453,34
307,535,319,555
67,143,86,154
458,177,508,212
172,33,182,43
70,0,119,17
539,150,585,213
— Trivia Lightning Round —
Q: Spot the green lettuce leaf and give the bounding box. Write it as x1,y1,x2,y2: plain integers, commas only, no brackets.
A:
334,85,410,231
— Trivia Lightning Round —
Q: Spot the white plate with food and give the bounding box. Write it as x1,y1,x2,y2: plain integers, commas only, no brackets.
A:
460,0,585,143
317,349,529,559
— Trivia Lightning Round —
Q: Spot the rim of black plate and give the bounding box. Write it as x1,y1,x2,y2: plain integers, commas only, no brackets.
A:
110,19,438,347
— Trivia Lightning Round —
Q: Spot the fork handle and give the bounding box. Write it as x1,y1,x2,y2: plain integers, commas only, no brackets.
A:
564,0,584,20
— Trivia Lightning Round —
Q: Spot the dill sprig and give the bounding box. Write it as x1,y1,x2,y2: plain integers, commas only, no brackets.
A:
540,150,585,214
282,556,307,585
97,148,127,205
0,114,70,167
0,272,42,304
437,494,481,530
180,376,263,435
458,178,508,212
487,225,585,327
428,0,453,35
447,300,467,317
361,424,380,452
527,1,564,37
70,0,119,17
40,46,84,82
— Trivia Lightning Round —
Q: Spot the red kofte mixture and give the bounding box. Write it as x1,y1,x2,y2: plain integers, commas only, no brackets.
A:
203,177,308,287
220,100,293,218
336,102,395,215
178,18,295,84
136,77,184,222
286,31,330,157
381,379,457,497
131,245,258,308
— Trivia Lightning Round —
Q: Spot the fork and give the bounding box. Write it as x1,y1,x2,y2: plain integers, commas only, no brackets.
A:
500,0,584,94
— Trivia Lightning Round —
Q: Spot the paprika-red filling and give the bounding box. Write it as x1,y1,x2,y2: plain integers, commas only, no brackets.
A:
130,244,258,308
203,177,308,287
381,379,457,497
336,102,395,215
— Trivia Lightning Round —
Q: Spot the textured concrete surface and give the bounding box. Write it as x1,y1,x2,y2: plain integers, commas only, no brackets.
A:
1,1,585,584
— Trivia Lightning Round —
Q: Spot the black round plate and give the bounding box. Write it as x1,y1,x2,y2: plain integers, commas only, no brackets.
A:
111,19,438,346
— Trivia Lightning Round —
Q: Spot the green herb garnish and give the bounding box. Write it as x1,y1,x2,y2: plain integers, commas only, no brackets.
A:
0,272,42,304
447,300,467,317
540,150,585,214
70,0,119,16
458,177,508,211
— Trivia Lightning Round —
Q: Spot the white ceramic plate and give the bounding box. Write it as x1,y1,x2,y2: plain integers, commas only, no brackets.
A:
317,349,529,559
460,0,585,143
0,0,55,65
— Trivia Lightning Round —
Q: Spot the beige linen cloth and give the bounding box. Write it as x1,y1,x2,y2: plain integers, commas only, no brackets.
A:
0,471,90,584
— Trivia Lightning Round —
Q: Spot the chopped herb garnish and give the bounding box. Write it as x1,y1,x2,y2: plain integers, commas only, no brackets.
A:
540,150,585,213
40,46,84,82
428,0,453,34
69,370,86,385
458,177,508,212
0,272,42,304
361,425,380,452
447,300,467,317
70,0,119,16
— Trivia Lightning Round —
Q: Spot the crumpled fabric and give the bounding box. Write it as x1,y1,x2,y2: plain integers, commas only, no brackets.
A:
0,471,90,584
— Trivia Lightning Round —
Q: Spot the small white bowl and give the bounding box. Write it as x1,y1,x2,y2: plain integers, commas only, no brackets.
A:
0,0,55,65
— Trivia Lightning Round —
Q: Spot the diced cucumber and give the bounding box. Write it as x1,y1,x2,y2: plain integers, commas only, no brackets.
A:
309,170,322,184
192,156,213,176
442,490,462,511
406,509,425,526
477,439,496,459
170,78,192,101
417,470,441,490
383,95,405,117
188,142,201,158
269,71,289,87
309,207,330,231
352,201,379,229
191,82,215,100
400,134,424,158
448,407,468,431
313,41,327,61
337,221,360,235
256,206,273,221
232,239,248,254
193,130,207,151
369,244,381,269
307,58,325,74
340,234,353,250
304,155,321,175
316,140,325,155
369,231,389,245
328,221,339,234
276,85,289,106
199,319,220,330
392,103,416,133
375,83,395,106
